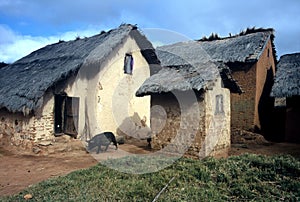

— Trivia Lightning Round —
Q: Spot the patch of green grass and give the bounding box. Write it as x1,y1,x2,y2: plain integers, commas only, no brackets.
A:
1,154,300,201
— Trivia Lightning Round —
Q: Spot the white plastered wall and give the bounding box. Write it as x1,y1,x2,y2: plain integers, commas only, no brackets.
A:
200,78,231,157
64,36,151,139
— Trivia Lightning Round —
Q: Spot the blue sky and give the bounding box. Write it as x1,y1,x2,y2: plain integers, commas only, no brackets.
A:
0,0,299,63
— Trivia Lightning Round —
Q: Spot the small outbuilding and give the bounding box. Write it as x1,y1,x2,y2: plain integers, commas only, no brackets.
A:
136,27,277,157
136,47,241,157
197,28,277,134
271,53,300,143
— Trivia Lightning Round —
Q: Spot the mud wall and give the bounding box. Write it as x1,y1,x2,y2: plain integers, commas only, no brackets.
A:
150,78,230,158
230,39,275,131
0,92,55,147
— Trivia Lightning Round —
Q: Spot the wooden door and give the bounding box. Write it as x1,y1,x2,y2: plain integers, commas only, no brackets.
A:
63,97,79,137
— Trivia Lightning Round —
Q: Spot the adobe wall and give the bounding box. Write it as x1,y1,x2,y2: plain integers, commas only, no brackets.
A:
0,35,152,146
150,91,206,157
254,39,276,130
202,78,231,158
231,38,276,131
0,91,55,147
151,79,230,158
65,35,151,140
230,65,256,130
96,36,151,139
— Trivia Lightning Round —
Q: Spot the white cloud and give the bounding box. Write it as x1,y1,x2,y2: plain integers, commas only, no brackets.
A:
1,0,300,61
0,25,102,63
1,24,193,63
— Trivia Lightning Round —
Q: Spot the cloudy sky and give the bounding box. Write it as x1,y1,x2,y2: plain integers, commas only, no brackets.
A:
0,0,299,63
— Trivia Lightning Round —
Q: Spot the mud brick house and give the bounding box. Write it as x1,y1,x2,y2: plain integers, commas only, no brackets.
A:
196,28,277,133
271,53,300,143
136,46,241,157
136,28,277,157
0,24,159,147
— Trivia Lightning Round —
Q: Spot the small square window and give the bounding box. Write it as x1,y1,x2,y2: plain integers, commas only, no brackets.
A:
124,53,134,74
215,94,224,114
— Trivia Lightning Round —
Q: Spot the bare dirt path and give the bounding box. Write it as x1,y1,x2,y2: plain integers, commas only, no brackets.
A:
0,134,299,196
0,148,97,196
0,138,154,196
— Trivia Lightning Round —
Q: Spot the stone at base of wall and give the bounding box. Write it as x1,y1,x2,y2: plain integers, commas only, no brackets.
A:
0,133,86,156
36,139,86,155
185,146,229,159
209,147,229,158
147,142,230,159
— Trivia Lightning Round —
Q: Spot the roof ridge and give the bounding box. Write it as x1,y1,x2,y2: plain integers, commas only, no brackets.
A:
280,52,300,58
245,34,271,62
198,27,274,42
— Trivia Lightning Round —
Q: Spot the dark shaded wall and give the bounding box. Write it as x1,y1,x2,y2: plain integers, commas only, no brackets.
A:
258,68,275,140
285,96,300,143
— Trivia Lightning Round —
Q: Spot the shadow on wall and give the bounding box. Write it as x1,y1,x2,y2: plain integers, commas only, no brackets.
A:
258,68,284,142
285,97,300,143
116,112,152,145
80,97,91,142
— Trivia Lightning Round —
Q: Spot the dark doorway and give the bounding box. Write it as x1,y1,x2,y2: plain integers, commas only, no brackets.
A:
54,94,79,138
54,94,65,134
258,68,281,141
285,96,300,143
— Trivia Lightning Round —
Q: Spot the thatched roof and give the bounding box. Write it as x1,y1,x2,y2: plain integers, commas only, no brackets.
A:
136,50,242,96
271,53,300,97
0,62,8,69
136,60,219,96
0,24,159,114
136,46,243,97
158,29,274,65
136,29,274,97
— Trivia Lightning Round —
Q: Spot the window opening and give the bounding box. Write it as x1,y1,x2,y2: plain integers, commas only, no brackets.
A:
215,94,224,114
124,53,134,74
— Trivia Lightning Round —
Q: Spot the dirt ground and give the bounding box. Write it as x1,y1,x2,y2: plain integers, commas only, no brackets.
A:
0,132,300,196
0,137,154,196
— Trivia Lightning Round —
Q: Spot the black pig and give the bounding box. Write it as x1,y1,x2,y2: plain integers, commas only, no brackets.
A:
87,132,118,154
